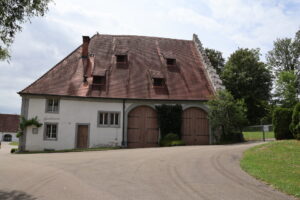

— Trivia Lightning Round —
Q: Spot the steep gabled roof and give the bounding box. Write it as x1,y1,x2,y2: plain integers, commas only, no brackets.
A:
19,34,215,100
0,114,20,133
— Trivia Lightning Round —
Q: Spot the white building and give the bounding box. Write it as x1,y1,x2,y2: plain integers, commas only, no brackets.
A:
18,34,223,151
0,114,19,142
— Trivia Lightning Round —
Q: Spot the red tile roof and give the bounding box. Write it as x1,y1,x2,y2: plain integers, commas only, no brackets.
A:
19,34,215,100
0,114,20,133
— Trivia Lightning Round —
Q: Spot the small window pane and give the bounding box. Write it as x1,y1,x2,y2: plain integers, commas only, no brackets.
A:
153,78,164,87
47,100,53,112
116,55,127,63
99,113,103,124
52,125,57,134
46,125,51,138
53,100,59,112
93,76,105,85
115,114,119,125
104,113,108,125
110,113,115,125
166,58,176,65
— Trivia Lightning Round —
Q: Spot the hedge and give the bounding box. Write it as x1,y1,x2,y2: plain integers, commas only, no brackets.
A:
272,107,294,140
290,102,300,140
159,133,185,147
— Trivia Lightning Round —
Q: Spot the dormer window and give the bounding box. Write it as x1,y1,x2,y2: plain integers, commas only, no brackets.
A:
93,76,105,85
153,78,165,87
116,55,127,63
92,75,105,90
148,69,165,88
166,58,176,66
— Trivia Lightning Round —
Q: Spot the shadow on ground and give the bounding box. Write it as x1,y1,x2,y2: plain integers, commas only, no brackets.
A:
0,190,37,200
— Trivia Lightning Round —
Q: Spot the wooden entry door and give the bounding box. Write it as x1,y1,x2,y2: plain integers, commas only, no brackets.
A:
127,106,159,148
181,107,209,145
77,125,89,148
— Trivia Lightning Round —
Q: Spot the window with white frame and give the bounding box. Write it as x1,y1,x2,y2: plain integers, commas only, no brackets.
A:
44,123,58,140
98,112,120,127
46,99,59,113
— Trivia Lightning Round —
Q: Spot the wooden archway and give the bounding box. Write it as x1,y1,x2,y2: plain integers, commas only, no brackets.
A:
181,107,209,145
127,106,159,148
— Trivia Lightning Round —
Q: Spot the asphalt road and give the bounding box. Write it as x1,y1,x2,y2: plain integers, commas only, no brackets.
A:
0,142,296,200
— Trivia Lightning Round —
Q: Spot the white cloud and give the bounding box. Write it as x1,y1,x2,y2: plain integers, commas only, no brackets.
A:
168,7,222,31
0,0,299,113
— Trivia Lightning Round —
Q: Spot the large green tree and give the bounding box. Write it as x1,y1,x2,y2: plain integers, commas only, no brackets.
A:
267,30,300,102
205,48,225,75
266,30,300,73
221,48,272,124
0,0,52,60
208,90,248,143
274,71,298,108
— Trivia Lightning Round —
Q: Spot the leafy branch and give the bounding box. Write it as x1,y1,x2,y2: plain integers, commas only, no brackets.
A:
17,116,42,137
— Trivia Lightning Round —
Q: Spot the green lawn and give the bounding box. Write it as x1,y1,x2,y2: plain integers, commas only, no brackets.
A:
243,131,274,141
9,141,19,146
240,140,300,198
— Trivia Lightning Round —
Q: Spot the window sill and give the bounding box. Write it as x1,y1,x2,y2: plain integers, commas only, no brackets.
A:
45,111,59,114
97,125,120,128
44,138,57,141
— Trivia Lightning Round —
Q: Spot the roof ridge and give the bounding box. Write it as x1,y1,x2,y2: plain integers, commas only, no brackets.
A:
95,33,192,42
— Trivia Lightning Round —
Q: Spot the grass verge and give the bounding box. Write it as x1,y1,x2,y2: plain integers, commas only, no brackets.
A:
240,140,300,198
14,147,120,154
9,141,19,146
242,131,274,141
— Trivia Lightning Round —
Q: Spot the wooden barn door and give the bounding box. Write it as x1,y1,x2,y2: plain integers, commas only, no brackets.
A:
181,107,209,145
77,125,89,148
127,106,159,148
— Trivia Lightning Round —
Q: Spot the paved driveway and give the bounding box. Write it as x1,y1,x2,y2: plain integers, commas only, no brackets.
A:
0,142,296,200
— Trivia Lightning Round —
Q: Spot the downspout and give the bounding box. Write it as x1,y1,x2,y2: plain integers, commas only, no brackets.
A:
122,99,125,147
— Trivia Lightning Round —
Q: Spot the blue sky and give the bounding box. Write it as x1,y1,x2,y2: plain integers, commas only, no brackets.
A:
0,0,299,114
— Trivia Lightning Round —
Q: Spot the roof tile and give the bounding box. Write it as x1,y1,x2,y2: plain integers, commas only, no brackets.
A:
0,114,20,133
20,34,214,100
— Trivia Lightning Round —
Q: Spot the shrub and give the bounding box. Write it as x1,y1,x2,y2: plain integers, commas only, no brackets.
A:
220,131,244,144
163,133,179,141
290,103,300,140
156,105,182,139
159,133,184,147
10,148,17,154
170,140,185,146
272,107,294,140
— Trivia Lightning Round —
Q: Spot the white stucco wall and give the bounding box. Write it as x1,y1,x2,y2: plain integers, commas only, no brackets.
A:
24,97,210,151
0,132,18,142
25,98,132,151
